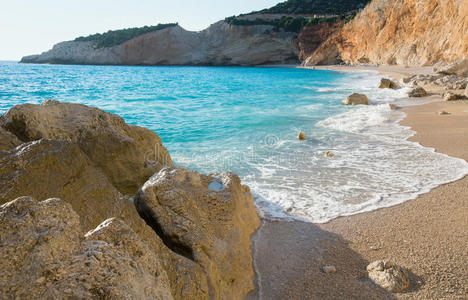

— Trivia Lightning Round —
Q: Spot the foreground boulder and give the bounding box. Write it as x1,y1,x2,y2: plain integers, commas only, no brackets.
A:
379,78,399,89
0,197,207,299
0,100,172,194
408,87,427,97
367,260,411,293
134,167,261,299
342,93,369,106
0,140,210,299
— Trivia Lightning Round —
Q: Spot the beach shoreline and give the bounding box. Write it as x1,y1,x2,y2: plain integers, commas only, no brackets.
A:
252,65,468,299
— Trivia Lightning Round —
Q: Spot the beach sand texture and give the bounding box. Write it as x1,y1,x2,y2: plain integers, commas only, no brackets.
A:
251,66,468,299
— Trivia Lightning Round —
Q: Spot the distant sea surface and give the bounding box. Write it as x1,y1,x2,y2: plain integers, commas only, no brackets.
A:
1,61,467,222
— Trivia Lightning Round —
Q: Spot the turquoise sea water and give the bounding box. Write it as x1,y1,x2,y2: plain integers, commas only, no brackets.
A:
1,61,467,222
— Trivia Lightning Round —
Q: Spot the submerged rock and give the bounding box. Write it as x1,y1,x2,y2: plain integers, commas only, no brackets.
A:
367,260,411,293
298,132,307,140
342,93,369,106
389,104,399,110
134,167,260,299
379,78,399,89
0,100,172,194
408,87,427,97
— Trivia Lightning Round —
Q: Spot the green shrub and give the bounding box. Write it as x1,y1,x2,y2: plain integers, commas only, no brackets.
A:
75,23,178,48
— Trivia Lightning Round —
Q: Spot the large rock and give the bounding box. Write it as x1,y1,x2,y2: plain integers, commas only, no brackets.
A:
408,87,427,97
0,139,208,298
134,167,261,299
305,0,468,66
342,93,369,105
0,100,172,194
436,58,468,77
379,78,399,89
21,22,299,66
0,197,205,299
367,260,411,293
0,127,21,151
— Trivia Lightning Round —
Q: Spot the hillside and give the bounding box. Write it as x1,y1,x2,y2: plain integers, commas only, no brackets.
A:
304,0,468,66
252,0,369,15
74,23,178,49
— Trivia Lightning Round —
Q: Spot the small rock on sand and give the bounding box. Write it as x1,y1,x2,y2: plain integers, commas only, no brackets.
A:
367,260,410,293
322,266,337,274
408,87,427,97
439,111,451,115
443,92,466,101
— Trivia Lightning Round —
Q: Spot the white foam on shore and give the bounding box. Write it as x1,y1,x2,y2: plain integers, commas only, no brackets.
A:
250,70,468,223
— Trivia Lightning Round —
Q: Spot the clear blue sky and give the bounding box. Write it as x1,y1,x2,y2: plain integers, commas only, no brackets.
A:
0,0,282,61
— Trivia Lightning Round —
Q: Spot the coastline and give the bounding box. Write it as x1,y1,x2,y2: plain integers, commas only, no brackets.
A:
252,65,468,299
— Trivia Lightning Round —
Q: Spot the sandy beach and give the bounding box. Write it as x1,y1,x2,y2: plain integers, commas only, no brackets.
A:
251,66,468,299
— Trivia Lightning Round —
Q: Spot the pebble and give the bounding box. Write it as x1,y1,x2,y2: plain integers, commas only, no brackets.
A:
322,265,337,274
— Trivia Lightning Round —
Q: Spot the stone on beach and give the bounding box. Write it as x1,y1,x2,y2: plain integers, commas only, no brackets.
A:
408,87,427,97
367,260,411,293
325,151,334,158
389,104,399,110
298,132,306,140
342,93,369,106
379,78,399,89
439,111,451,115
443,92,466,101
322,265,337,274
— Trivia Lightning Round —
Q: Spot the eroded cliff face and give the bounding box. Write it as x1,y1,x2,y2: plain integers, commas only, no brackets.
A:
297,21,344,61
22,22,299,66
305,0,468,66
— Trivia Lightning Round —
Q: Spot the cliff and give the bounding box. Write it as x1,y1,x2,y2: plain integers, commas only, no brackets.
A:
21,22,300,66
305,0,468,66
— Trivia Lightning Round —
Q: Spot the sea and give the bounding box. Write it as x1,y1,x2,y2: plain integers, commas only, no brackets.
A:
1,61,467,223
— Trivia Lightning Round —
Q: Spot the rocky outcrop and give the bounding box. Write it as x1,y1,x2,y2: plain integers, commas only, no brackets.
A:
0,197,208,299
305,0,468,66
435,59,468,77
134,167,261,299
22,22,299,66
342,93,369,105
367,260,411,293
0,101,261,299
0,100,171,194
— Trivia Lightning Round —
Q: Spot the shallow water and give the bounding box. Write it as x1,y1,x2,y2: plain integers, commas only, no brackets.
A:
1,61,467,222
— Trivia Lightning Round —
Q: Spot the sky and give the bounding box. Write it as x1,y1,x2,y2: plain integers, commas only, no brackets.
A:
0,0,282,61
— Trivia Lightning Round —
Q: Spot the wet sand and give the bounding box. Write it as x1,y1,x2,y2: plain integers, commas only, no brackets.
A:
251,66,468,299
